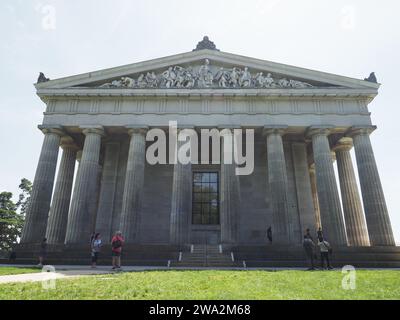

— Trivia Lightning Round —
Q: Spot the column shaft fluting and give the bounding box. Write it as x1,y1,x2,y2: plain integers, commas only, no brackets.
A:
46,139,78,244
65,127,104,244
309,128,347,245
309,165,322,228
292,142,317,234
169,131,192,245
265,127,290,245
350,127,395,246
334,139,370,246
95,142,120,241
119,128,147,243
21,127,62,243
220,128,240,244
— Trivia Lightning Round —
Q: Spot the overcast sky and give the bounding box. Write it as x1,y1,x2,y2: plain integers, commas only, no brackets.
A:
1,0,399,243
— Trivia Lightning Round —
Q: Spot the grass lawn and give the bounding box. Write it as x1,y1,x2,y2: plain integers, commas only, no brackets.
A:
0,269,399,300
0,267,40,276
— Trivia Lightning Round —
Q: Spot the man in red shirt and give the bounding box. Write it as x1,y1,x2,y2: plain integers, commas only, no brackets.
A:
111,231,124,270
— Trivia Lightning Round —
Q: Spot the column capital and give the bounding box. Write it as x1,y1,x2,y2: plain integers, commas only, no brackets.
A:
263,125,288,137
346,125,377,137
333,137,353,152
38,125,64,136
80,126,105,137
126,125,149,136
60,136,79,151
306,125,334,138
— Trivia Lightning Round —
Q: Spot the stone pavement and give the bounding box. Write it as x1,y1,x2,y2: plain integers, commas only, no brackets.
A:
0,265,167,284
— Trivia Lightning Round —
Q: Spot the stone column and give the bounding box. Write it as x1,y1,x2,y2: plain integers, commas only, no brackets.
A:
90,164,103,232
65,127,104,244
307,127,347,245
333,138,370,246
119,127,148,243
169,128,192,245
46,137,78,244
264,126,290,245
309,164,321,228
21,126,63,244
292,142,317,234
95,142,120,241
348,126,395,246
220,127,240,244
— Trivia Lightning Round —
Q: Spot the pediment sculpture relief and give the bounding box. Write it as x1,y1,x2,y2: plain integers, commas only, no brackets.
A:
97,59,314,89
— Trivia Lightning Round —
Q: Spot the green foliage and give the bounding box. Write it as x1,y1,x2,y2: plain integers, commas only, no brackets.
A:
16,178,32,216
0,192,24,252
0,267,39,276
0,178,31,252
0,270,399,300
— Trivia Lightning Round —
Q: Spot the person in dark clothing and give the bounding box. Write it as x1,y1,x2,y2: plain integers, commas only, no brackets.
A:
317,227,324,242
305,228,314,242
266,226,272,244
38,238,47,267
302,235,315,270
9,250,16,262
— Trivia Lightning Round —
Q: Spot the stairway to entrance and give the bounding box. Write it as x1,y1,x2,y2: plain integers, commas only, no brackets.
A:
170,244,241,267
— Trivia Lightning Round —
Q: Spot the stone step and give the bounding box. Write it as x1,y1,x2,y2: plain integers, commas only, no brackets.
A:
176,244,235,267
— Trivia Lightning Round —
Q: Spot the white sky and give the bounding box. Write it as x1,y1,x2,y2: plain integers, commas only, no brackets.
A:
0,0,399,243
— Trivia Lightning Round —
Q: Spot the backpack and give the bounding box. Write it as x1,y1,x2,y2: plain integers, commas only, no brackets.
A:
112,239,122,249
323,241,333,254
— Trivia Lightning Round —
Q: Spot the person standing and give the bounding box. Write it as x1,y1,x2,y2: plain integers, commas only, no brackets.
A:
318,238,333,270
111,231,124,270
266,226,272,244
37,238,47,267
91,233,102,268
305,228,314,242
317,227,324,242
303,235,316,270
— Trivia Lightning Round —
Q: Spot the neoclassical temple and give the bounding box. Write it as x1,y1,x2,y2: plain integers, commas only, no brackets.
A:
18,37,397,266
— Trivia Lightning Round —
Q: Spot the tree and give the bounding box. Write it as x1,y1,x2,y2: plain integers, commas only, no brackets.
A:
0,178,32,252
0,192,24,252
16,178,32,216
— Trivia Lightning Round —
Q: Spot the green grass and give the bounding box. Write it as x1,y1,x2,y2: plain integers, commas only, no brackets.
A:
0,270,399,300
0,267,40,276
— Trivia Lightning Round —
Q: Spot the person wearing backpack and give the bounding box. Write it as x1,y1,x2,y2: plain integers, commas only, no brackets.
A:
318,237,333,270
111,231,124,270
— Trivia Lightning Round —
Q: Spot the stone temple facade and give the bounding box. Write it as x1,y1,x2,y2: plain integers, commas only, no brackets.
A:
16,37,398,266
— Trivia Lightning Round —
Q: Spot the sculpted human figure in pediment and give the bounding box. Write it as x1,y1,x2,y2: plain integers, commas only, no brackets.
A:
146,72,158,88
239,67,252,87
198,59,214,87
95,59,314,89
215,68,229,88
162,67,176,88
229,67,240,88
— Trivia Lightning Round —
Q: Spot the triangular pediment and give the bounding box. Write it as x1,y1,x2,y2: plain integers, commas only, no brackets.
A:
35,49,379,91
